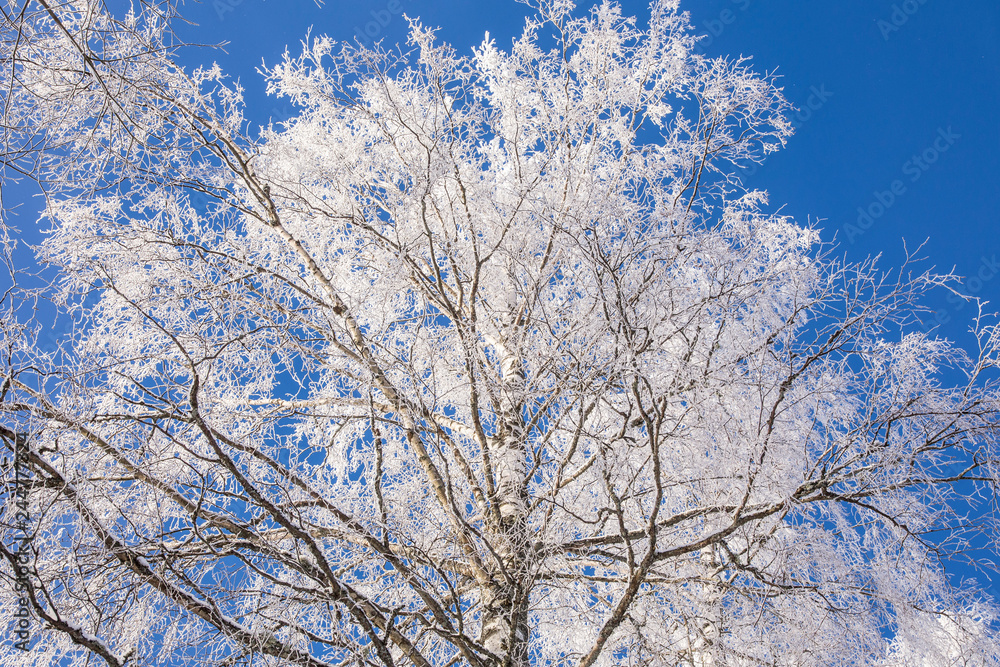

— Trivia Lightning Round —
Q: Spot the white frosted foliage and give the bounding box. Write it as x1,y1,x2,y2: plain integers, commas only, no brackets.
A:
1,1,999,666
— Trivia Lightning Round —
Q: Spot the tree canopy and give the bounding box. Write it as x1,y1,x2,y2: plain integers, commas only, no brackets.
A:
1,1,999,665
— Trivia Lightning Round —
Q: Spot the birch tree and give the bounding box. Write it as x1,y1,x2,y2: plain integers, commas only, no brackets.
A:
2,1,1000,665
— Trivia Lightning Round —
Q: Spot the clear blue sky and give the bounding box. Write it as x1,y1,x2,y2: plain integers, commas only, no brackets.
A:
169,0,1000,339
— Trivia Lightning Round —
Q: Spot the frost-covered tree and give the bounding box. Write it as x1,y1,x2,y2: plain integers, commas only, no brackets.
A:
2,1,1000,666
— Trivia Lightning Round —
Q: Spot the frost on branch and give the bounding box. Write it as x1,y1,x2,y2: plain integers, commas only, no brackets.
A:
1,1,1000,666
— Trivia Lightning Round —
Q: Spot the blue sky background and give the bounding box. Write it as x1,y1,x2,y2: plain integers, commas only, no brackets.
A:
168,0,1000,338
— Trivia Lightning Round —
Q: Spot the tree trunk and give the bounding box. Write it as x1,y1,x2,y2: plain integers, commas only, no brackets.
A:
480,343,531,667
